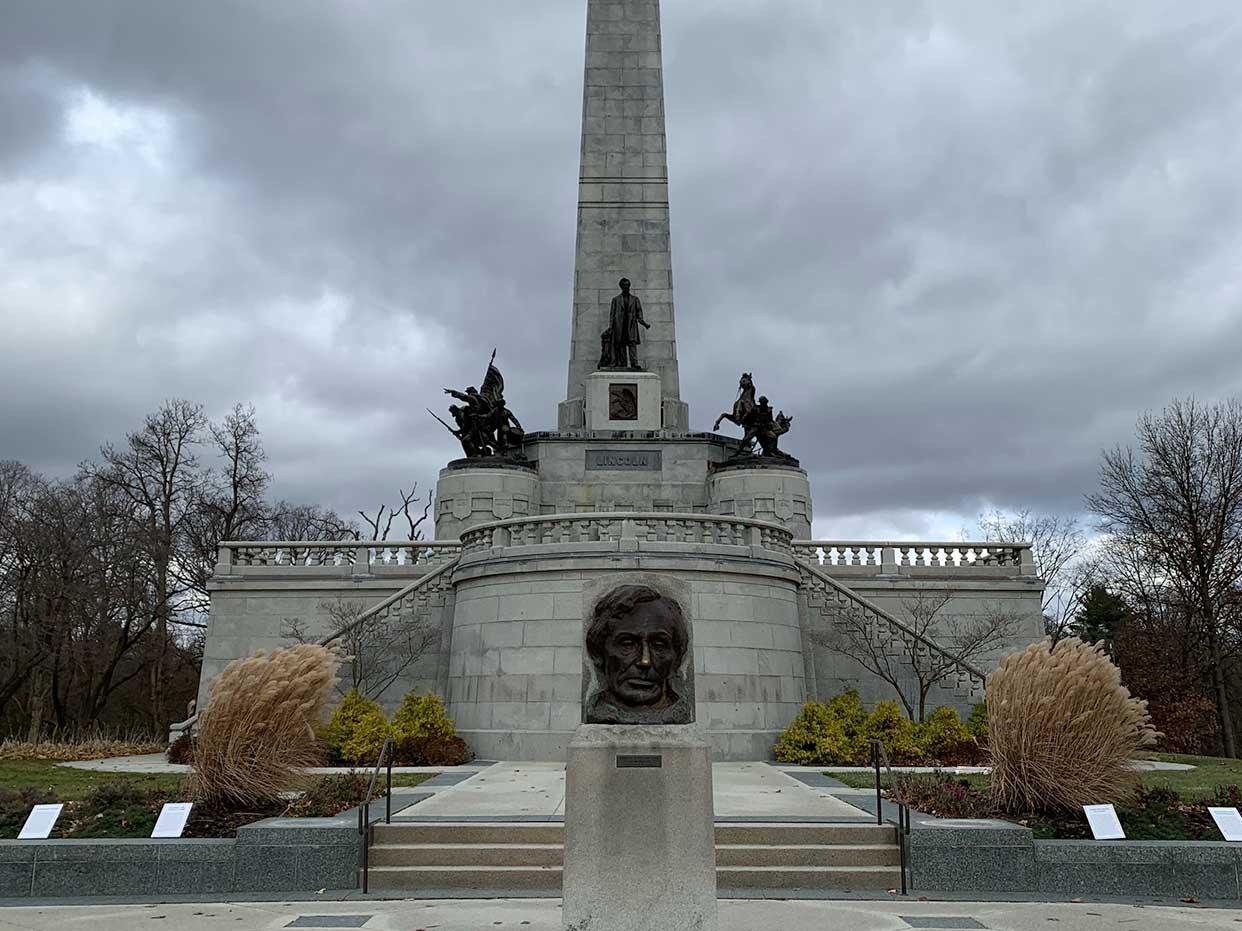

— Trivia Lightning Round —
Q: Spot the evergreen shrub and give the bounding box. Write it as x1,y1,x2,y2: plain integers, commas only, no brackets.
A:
324,690,393,765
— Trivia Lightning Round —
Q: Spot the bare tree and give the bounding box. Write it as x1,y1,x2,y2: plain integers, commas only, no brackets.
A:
282,598,438,700
1087,397,1242,757
812,590,1019,722
977,508,1086,642
356,484,433,542
267,502,357,542
85,399,209,726
183,404,272,613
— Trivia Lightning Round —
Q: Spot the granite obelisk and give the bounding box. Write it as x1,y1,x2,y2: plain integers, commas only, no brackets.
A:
558,0,689,432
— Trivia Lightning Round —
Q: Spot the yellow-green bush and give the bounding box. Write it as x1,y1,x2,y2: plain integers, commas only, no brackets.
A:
914,706,973,760
861,701,922,763
967,703,989,742
773,701,854,764
392,693,455,750
324,690,392,765
774,692,978,765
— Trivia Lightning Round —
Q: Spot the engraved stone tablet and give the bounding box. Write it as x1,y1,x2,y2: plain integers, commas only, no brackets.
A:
585,449,662,471
609,383,639,420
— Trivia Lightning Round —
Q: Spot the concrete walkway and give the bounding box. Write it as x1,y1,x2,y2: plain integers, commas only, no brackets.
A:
1,899,1239,929
396,762,870,819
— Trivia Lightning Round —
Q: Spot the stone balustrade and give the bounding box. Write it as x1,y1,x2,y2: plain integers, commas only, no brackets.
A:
792,540,1035,575
460,512,795,554
214,540,462,573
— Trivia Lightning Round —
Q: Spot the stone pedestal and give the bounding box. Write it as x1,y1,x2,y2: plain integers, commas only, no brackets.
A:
707,460,813,539
585,370,663,431
434,462,540,543
562,723,717,931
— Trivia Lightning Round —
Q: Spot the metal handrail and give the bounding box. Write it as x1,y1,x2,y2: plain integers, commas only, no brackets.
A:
358,737,395,894
871,738,911,896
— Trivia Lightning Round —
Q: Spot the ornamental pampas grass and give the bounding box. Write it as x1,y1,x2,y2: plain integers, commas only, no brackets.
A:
191,644,340,805
987,637,1158,814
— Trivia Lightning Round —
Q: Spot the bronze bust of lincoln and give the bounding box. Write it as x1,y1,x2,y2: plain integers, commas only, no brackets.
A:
583,584,693,725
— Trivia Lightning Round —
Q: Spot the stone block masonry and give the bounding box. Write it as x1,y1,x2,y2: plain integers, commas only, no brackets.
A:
562,0,688,431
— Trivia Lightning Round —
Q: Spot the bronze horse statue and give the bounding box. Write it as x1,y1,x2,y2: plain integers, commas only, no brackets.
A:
713,372,756,432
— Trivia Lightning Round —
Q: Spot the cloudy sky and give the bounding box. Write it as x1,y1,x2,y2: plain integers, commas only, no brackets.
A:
3,1,1241,540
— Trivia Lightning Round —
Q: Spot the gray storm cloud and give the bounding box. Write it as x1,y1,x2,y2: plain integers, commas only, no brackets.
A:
1,0,1241,539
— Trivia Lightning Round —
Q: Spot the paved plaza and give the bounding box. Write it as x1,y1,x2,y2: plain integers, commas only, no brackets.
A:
1,899,1241,930
394,761,869,819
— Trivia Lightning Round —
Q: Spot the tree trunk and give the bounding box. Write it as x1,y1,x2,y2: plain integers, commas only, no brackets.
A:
26,667,45,743
1209,628,1238,758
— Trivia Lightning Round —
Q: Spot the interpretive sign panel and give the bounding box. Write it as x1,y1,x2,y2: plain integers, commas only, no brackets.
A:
152,802,194,838
18,804,63,839
1083,804,1125,840
1209,807,1242,842
585,449,662,471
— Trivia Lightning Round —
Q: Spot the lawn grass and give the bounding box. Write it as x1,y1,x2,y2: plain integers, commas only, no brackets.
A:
0,760,434,801
0,760,185,799
825,753,1242,799
1139,752,1242,799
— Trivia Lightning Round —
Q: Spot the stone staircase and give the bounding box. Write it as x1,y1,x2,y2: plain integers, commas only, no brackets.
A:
366,821,901,892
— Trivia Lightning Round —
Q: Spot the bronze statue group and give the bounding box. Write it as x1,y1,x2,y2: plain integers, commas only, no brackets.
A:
434,280,793,462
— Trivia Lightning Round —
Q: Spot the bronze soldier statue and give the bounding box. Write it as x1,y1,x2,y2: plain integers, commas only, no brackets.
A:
432,351,527,461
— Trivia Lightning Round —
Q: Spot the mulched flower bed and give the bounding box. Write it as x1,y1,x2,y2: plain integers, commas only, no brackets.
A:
1,773,383,840
889,773,1242,841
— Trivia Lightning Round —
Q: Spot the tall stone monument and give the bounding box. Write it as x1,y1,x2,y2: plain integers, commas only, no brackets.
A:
558,0,688,434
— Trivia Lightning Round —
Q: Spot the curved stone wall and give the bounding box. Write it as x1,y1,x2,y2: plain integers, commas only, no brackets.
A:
707,463,813,539
434,464,541,543
445,514,805,761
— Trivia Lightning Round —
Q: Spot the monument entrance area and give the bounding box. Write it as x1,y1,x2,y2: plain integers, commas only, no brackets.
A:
197,0,1044,766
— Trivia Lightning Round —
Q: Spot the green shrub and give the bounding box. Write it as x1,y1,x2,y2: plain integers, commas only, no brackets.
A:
915,707,974,761
773,701,854,765
967,702,989,741
393,693,454,744
391,692,474,765
861,701,922,764
324,690,392,765
825,689,868,741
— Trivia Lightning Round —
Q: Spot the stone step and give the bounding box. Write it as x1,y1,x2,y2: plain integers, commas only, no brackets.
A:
369,841,898,869
366,863,902,891
714,843,900,867
370,843,564,868
371,821,896,848
372,822,565,845
713,823,896,846
716,865,903,890
367,864,563,891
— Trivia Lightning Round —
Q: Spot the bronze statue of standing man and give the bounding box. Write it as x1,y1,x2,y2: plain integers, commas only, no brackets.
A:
604,277,650,369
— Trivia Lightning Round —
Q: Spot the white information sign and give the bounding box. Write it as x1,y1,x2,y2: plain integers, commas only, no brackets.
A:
151,802,193,838
18,803,64,839
1083,804,1126,840
1209,807,1242,842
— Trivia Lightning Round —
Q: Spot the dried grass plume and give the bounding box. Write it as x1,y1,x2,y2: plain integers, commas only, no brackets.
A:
192,644,340,805
988,637,1158,813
